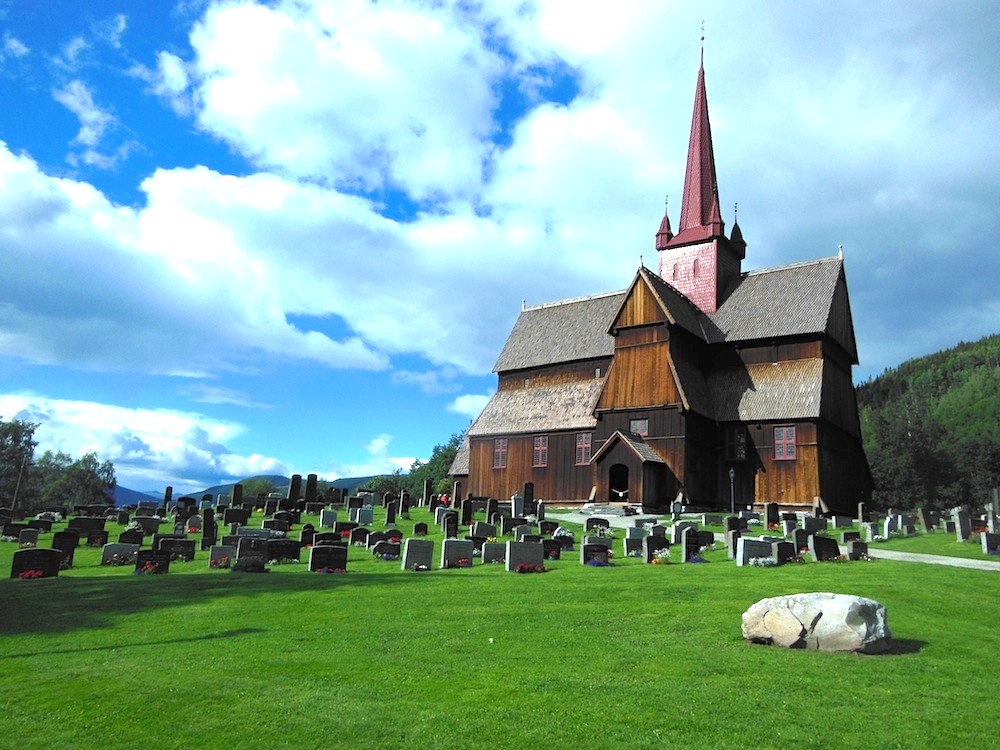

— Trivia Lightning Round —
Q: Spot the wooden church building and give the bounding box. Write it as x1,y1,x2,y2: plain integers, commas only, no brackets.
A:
450,61,871,514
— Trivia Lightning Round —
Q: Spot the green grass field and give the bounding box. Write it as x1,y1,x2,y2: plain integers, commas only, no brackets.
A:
1,508,997,750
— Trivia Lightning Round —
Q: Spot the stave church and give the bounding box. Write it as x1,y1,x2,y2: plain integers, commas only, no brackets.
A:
450,59,872,514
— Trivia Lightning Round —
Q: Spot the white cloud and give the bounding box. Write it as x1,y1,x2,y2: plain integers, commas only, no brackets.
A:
322,433,415,479
176,384,272,409
3,32,29,59
53,80,114,147
130,51,194,115
187,0,503,199
0,393,288,490
447,393,492,421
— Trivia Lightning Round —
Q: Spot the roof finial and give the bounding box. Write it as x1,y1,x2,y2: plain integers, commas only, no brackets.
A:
521,298,526,311
734,201,738,222
639,253,644,268
838,244,843,259
700,19,705,65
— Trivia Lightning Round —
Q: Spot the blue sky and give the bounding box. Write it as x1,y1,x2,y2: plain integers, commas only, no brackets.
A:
1,0,997,493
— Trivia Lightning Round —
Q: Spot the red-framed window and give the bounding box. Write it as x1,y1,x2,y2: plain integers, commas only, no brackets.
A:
532,436,548,467
493,438,508,469
575,433,593,465
774,426,796,460
629,418,648,437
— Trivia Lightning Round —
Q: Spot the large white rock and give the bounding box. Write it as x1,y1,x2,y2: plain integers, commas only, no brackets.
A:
742,592,892,653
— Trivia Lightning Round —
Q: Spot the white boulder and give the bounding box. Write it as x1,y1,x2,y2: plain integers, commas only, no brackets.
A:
742,592,892,653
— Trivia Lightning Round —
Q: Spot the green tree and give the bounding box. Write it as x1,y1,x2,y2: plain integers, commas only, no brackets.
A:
0,418,38,510
239,477,279,499
405,432,464,497
362,469,405,496
37,451,116,509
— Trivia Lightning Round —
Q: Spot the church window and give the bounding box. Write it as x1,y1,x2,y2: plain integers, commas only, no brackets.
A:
724,426,747,461
672,263,678,280
595,367,602,378
774,426,796,460
493,438,508,469
575,433,593,465
629,418,649,437
532,436,548,467
693,259,700,276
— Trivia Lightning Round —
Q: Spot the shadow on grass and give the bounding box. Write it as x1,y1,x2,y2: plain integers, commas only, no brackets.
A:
0,627,266,660
0,568,422,637
868,639,927,656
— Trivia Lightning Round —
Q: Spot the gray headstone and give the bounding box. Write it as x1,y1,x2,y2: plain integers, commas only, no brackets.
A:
482,541,506,565
319,509,336,528
100,543,139,566
505,540,545,572
440,538,474,568
209,544,235,569
641,535,670,564
808,534,841,562
401,538,434,570
735,537,773,567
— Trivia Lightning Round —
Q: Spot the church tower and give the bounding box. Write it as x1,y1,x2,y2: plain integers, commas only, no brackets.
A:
656,58,744,313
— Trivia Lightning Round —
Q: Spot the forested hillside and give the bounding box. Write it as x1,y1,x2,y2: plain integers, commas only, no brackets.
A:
857,333,999,510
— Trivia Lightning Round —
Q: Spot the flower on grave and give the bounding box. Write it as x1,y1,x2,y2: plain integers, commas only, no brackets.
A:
135,560,162,575
455,558,471,567
316,567,347,573
525,515,538,524
586,557,612,567
340,530,351,538
872,535,887,542
546,553,558,560
767,523,780,530
688,556,707,563
748,518,762,526
653,549,671,564
748,556,777,567
18,569,44,580
486,536,497,543
19,541,35,548
412,563,428,571
1,535,18,543
515,563,545,574
209,555,230,569
799,546,810,554
379,553,399,561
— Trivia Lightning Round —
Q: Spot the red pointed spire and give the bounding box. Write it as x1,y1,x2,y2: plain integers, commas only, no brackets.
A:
676,62,724,240
655,196,673,250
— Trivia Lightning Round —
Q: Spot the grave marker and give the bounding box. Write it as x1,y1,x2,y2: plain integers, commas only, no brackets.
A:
10,547,63,579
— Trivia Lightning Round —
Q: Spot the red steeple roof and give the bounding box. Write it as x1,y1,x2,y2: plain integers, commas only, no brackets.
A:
672,61,724,244
655,198,673,249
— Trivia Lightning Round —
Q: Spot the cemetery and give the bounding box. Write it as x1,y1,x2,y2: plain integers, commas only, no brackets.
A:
1,487,998,748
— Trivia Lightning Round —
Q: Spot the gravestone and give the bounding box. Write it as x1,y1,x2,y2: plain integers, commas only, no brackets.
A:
460,497,472,527
771,540,796,564
27,519,52,532
118,529,144,546
209,545,235,569
10,547,63,579
671,521,697,545
808,534,841,562
847,540,869,561
300,524,315,547
116,510,131,526
723,516,741,533
68,516,106,535
680,527,701,562
101,543,139,566
18,528,39,546
472,521,497,538
309,544,348,572
440,539,474,568
372,541,401,559
841,531,861,544
467,535,487,554
580,543,611,565
401,538,434,570
857,501,868,523
158,538,196,561
541,539,561,560
134,549,171,575
724,530,742,558
421,478,433,508
764,503,779,526
782,519,797,537
953,509,971,542
882,517,897,538
385,501,397,526
505,540,545,572
52,530,80,568
649,524,667,538
433,506,449,525
802,516,827,535
442,512,459,539
350,527,370,546
981,533,1000,555
224,508,251,526
305,474,318,504
186,515,203,532
642,535,670,564
501,516,527,536
832,516,853,529
267,538,301,562
514,524,534,541
585,517,610,532
319,509,337,528
583,536,612,549
511,493,524,519
792,528,810,551
735,537,773,567
536,501,545,522
413,522,428,536
481,541,506,564
485,498,498,521
702,514,723,527
333,521,358,535
314,532,342,546
623,537,643,557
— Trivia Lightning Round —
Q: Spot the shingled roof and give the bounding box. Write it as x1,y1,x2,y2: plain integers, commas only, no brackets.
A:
448,436,470,476
709,358,824,422
710,256,846,346
590,430,666,464
632,267,712,341
468,379,605,437
493,291,625,373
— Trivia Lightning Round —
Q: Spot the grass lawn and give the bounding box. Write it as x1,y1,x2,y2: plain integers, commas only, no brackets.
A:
1,508,997,749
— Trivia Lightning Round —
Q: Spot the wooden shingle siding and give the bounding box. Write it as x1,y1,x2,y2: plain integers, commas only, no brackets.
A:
597,341,680,410
467,433,597,503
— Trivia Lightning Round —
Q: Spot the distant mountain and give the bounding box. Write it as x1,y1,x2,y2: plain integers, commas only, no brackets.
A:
111,485,163,507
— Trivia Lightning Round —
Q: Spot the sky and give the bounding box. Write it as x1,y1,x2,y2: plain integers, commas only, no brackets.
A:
0,0,997,494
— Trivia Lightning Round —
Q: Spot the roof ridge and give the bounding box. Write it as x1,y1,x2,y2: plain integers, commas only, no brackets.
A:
523,289,626,311
742,255,841,278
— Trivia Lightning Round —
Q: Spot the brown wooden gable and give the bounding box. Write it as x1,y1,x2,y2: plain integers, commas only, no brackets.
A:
824,271,859,364
609,271,668,331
